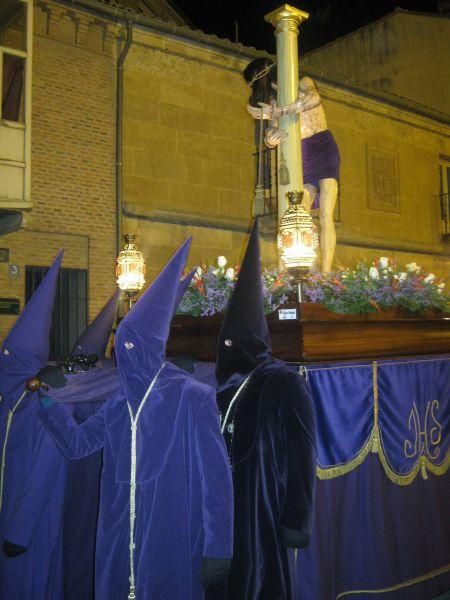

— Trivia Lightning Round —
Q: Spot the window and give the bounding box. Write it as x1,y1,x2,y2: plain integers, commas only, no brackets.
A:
438,159,450,243
0,0,32,207
25,266,88,360
0,0,27,123
253,146,277,216
2,54,25,122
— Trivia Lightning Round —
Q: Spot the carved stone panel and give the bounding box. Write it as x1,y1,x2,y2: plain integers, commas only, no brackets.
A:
366,146,400,213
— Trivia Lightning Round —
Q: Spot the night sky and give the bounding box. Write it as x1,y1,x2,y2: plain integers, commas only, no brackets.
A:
170,0,441,54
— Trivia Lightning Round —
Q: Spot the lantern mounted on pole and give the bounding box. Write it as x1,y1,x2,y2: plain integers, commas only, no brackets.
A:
278,190,318,301
116,233,146,310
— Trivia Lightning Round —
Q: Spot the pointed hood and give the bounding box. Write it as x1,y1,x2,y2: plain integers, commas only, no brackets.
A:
114,238,192,406
0,251,63,399
71,289,119,358
175,268,196,314
216,220,271,390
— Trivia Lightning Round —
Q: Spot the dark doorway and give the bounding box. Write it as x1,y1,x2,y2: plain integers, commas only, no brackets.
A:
25,266,88,359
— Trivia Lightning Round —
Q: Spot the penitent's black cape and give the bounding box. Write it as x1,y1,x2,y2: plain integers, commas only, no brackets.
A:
215,221,317,600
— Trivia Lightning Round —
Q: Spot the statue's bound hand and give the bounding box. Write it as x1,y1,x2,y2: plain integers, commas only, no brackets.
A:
247,102,273,120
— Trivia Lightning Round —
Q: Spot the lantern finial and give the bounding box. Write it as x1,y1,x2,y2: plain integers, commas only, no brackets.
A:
278,190,318,302
116,234,146,308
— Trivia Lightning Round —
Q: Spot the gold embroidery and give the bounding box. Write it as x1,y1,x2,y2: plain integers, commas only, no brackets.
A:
336,562,450,598
315,360,450,485
430,399,442,446
404,400,442,461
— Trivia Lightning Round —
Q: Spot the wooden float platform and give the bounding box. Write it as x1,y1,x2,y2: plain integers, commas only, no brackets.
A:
167,304,450,362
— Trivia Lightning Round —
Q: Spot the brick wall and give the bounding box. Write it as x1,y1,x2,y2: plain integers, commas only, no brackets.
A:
0,1,117,341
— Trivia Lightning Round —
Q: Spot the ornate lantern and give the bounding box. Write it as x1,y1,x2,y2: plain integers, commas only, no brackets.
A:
116,234,146,308
278,190,318,300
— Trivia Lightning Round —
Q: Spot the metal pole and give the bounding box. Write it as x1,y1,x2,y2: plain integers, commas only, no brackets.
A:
264,5,309,221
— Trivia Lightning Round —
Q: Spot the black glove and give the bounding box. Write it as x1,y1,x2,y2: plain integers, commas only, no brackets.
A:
3,540,27,557
200,557,231,586
36,366,67,389
281,526,311,549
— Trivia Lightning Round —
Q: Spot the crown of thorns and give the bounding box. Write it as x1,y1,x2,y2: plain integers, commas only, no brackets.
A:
247,63,275,86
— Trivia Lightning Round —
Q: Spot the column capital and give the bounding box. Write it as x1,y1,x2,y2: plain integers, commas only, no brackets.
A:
264,4,309,31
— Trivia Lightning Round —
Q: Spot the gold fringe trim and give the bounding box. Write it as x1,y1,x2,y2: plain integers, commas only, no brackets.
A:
336,562,450,599
315,361,450,485
317,434,374,480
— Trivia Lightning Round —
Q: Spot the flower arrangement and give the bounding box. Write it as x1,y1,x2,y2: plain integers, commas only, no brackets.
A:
177,256,294,317
177,255,448,317
303,257,449,314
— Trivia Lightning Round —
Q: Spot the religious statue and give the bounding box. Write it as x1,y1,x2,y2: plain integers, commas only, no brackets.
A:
245,58,340,274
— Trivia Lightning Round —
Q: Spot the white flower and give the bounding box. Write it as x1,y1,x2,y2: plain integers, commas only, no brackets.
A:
437,283,445,294
369,266,380,280
217,256,227,268
406,262,420,272
195,266,203,278
225,267,235,280
379,257,389,268
398,272,407,282
424,273,435,284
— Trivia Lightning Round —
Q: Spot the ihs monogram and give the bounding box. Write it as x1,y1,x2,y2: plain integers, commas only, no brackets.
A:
404,400,442,460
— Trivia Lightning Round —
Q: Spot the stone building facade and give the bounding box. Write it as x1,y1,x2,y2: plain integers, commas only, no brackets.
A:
0,0,448,350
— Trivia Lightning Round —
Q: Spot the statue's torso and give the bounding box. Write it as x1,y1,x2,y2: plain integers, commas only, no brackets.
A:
300,103,327,139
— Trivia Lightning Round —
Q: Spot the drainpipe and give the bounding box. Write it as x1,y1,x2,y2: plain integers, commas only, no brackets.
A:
116,21,133,255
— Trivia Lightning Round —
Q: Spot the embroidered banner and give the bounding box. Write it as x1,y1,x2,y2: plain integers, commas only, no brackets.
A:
305,356,450,484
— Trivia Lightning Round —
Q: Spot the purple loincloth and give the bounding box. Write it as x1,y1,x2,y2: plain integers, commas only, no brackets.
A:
302,129,340,189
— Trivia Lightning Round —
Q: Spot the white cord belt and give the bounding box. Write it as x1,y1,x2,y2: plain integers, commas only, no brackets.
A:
126,362,165,600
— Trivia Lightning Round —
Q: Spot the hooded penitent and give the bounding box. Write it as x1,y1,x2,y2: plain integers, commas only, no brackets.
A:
56,288,120,600
60,262,196,600
0,251,69,600
71,289,120,358
216,219,272,391
39,239,234,600
214,220,317,600
0,251,63,399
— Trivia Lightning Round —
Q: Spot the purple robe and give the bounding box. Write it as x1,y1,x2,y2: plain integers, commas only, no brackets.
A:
54,361,120,600
39,363,233,599
0,347,66,600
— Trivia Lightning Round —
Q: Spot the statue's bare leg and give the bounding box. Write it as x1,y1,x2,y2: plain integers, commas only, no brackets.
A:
303,183,317,212
318,178,338,274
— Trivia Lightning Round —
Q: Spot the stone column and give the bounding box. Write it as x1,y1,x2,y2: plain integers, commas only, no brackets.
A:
264,4,309,221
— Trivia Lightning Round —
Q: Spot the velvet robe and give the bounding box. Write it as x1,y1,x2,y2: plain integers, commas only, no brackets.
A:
218,361,317,600
39,362,233,600
51,361,120,600
0,347,66,600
